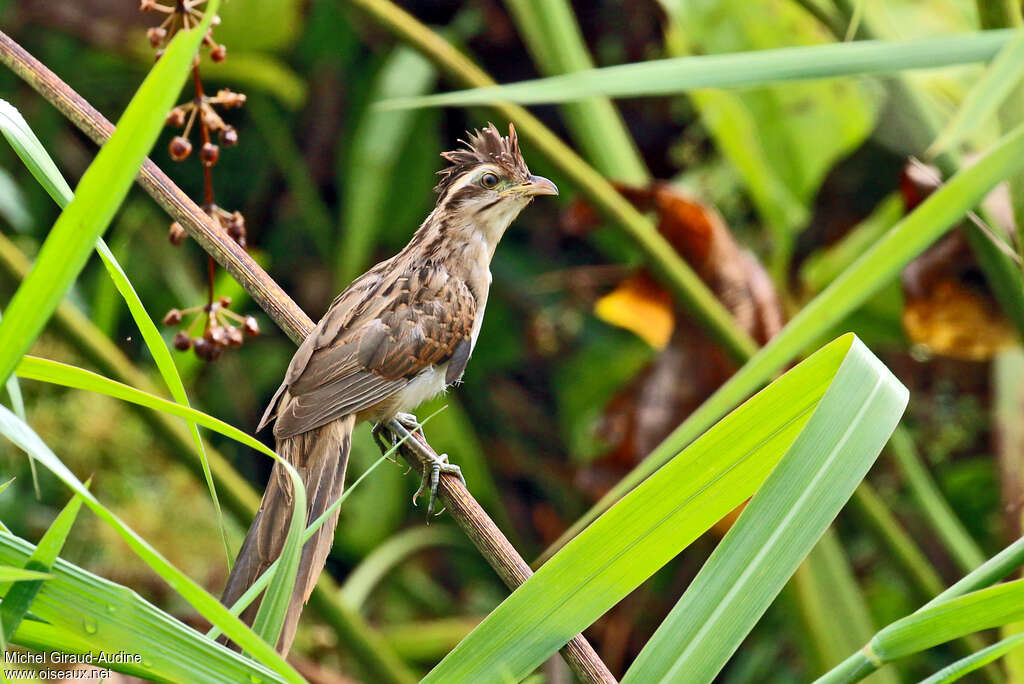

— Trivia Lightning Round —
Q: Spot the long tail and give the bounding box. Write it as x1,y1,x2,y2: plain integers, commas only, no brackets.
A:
220,414,354,654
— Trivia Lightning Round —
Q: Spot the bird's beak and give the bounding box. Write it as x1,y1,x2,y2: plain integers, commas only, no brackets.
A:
514,175,559,197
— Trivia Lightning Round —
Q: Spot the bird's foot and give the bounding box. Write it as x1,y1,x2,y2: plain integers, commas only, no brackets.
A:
371,422,405,467
412,452,466,519
395,411,424,437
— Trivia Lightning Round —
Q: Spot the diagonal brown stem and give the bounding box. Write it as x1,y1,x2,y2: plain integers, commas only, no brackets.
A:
0,29,616,684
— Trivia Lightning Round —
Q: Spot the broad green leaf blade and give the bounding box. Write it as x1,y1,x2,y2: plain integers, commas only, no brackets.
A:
621,338,906,683
0,490,85,641
0,62,230,567
381,30,1016,108
920,634,1024,684
929,31,1024,156
0,532,288,684
424,334,903,682
0,3,216,387
0,405,304,682
549,118,1024,556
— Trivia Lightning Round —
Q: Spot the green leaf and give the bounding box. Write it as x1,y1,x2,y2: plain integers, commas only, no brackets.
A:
0,531,287,684
875,581,1024,661
208,406,445,639
14,355,307,650
0,568,51,583
381,30,1017,108
619,340,906,682
920,634,1024,684
0,4,216,388
0,307,36,498
504,0,647,183
0,99,232,567
0,490,85,643
424,334,906,681
547,119,1024,557
0,385,304,681
0,100,71,208
337,46,437,283
929,30,1024,156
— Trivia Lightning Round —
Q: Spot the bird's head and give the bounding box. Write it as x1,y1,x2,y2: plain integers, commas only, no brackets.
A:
433,123,557,236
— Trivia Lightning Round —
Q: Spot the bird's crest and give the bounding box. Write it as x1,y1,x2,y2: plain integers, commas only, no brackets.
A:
434,122,529,196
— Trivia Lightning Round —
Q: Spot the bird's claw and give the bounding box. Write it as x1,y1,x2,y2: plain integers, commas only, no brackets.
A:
412,452,465,519
371,423,402,465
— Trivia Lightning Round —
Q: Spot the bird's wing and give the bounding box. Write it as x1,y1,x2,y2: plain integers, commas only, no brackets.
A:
266,260,477,438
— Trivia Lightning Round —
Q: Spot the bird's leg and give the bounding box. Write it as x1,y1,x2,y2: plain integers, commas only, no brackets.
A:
384,417,466,518
371,422,408,470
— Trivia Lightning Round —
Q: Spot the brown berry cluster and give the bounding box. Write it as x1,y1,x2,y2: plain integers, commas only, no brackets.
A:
165,88,245,166
143,0,256,361
140,0,226,62
163,297,259,361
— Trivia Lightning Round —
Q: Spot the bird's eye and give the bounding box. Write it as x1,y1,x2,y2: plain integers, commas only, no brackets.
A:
480,172,500,189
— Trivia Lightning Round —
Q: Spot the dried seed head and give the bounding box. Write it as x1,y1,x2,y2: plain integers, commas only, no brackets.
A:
173,331,192,351
218,295,233,308
207,325,229,346
219,126,238,146
210,44,227,62
169,136,192,161
216,89,246,108
227,326,244,346
168,221,187,246
193,337,213,360
243,316,259,337
166,107,186,127
147,27,167,48
162,308,182,326
226,211,246,245
154,49,164,62
200,142,220,166
139,0,157,11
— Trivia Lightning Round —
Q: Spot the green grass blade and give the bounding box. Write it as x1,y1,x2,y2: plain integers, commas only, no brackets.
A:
207,406,445,639
0,532,288,684
0,92,232,568
0,100,71,207
875,580,1024,661
15,355,306,649
546,119,1024,558
424,334,903,681
621,339,906,682
337,46,436,284
0,307,36,499
0,568,51,583
888,427,985,573
0,489,85,642
0,399,304,680
503,0,647,183
929,30,1024,156
920,634,1024,684
790,529,898,682
381,30,1016,108
0,3,216,388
